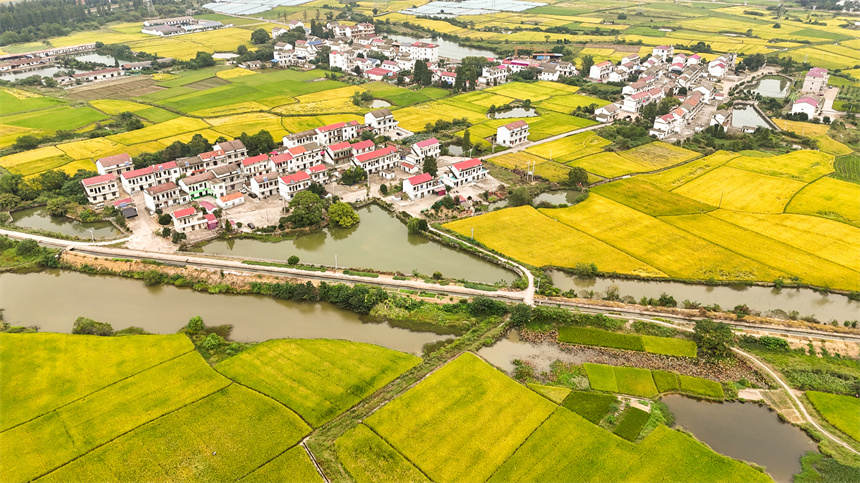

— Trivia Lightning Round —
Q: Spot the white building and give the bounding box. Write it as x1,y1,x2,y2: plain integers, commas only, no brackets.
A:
401,41,439,62
95,153,134,176
496,120,529,147
652,45,675,62
442,158,487,188
306,163,328,184
791,96,822,119
595,103,621,123
353,145,399,174
120,161,180,194
249,171,281,199
241,154,270,178
73,68,122,83
171,207,207,233
412,138,441,160
143,182,189,213
365,108,398,135
801,67,829,95
80,174,119,206
279,171,312,201
589,61,613,81
403,172,439,200
216,192,245,210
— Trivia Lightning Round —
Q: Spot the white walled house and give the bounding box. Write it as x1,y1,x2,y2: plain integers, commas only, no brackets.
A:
595,103,621,123
143,182,189,213
791,96,821,119
73,68,122,83
212,139,247,161
120,161,180,194
216,192,245,210
96,153,134,176
279,171,312,201
306,163,328,183
250,171,280,199
81,174,119,206
325,141,354,166
241,154,270,178
353,146,399,174
403,173,439,200
171,207,207,233
652,45,674,61
178,171,216,199
589,61,613,81
315,120,359,146
209,162,244,194
412,138,441,160
442,158,487,188
802,67,829,95
496,120,529,147
365,108,398,135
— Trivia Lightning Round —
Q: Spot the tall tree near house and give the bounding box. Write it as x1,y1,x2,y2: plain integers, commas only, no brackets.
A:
287,191,325,228
579,54,594,77
423,157,437,177
462,128,471,154
251,28,270,44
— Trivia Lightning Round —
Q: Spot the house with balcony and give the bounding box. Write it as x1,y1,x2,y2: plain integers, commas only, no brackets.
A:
216,192,245,210
143,182,189,213
496,120,529,147
171,207,207,233
442,158,487,188
365,108,398,135
802,67,829,95
306,164,328,183
403,173,440,200
95,153,134,176
241,154,270,178
209,162,244,194
120,161,180,194
325,141,354,165
412,137,441,160
353,145,399,174
249,171,281,199
81,173,119,206
178,171,216,199
278,171,312,201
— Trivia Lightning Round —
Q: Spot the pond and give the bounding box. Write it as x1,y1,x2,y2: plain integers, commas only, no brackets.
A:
750,75,790,98
192,205,517,283
369,99,392,108
550,271,860,322
731,105,771,130
532,190,580,206
0,270,454,356
0,65,81,81
663,395,817,483
477,329,600,373
11,207,122,240
72,52,120,66
388,34,495,60
488,107,538,119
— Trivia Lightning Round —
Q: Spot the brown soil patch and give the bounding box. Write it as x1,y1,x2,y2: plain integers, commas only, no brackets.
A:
66,76,163,101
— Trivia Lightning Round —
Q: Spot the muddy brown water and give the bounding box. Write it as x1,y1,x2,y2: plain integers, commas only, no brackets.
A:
0,270,453,355
11,207,121,240
663,394,817,483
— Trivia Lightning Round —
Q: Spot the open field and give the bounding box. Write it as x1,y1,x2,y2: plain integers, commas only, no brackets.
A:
3,105,108,131
241,446,323,483
806,392,860,443
529,383,572,404
335,424,429,483
560,390,617,423
525,131,610,162
487,408,770,483
584,363,723,400
678,374,725,400
725,151,834,183
592,178,715,216
616,142,699,171
216,339,420,427
672,166,807,214
364,353,556,483
786,177,860,227
613,407,650,441
652,371,680,393
641,151,738,190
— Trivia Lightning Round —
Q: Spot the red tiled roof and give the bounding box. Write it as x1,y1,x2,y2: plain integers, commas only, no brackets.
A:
112,197,132,207
631,91,650,100
796,97,819,107
200,201,216,211
351,140,374,151
97,153,131,167
73,67,120,78
144,182,178,195
366,68,393,76
204,213,216,222
270,153,293,165
219,192,244,202
406,173,432,185
327,141,352,151
355,145,397,163
502,120,528,130
453,158,481,170
280,171,310,184
172,207,196,219
595,61,612,67
288,145,307,156
306,164,327,173
241,154,269,166
807,67,827,78
415,137,439,148
81,173,116,186
254,171,279,183
317,121,346,132
198,150,225,160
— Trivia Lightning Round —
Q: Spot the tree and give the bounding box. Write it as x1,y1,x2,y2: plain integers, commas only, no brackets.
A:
72,317,114,336
461,128,471,153
567,167,588,186
423,157,438,177
328,201,360,228
579,54,594,77
693,319,734,358
341,166,367,185
237,44,248,55
287,191,325,227
186,316,205,334
508,187,532,207
192,51,215,68
288,255,300,265
12,135,40,151
16,239,39,257
407,217,428,234
158,213,172,226
509,303,533,327
251,28,270,44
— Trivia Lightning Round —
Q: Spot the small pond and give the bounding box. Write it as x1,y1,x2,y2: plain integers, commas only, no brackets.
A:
663,395,818,483
533,190,581,206
750,75,790,98
488,107,538,119
0,66,81,81
72,52,119,66
550,271,860,322
731,105,771,130
11,207,121,240
369,99,391,108
477,329,599,373
193,205,517,283
388,34,495,60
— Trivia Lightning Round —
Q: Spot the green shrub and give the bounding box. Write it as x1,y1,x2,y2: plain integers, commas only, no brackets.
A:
558,326,645,352
631,321,677,338
561,391,617,423
783,369,859,396
343,270,380,278
287,255,300,265
72,317,114,336
652,370,680,393
613,407,650,441
678,375,725,399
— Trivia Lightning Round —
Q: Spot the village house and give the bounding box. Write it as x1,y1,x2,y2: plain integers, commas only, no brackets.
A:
351,140,375,156
285,143,324,171
400,41,439,62
283,128,318,148
496,120,529,147
278,171,312,201
589,61,614,81
801,67,829,95
178,171,217,199
95,153,134,176
652,45,675,62
441,158,487,188
403,172,439,200
209,162,244,194
171,207,207,233
791,96,822,119
216,192,245,210
595,103,622,123
353,145,399,174
365,108,399,135
412,138,441,160
120,161,180,194
212,139,248,161
315,120,360,146
306,164,328,183
73,68,122,83
325,141,355,165
81,174,120,206
269,152,295,174
241,154,270,178
249,171,281,199
143,182,189,213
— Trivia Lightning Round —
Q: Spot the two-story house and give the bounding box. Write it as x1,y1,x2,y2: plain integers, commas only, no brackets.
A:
95,153,134,177
143,182,189,213
496,120,529,147
353,145,399,174
278,171,312,201
81,173,120,206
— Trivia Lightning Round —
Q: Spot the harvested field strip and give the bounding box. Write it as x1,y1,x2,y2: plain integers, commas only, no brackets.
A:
641,150,737,190
806,391,860,442
529,384,572,404
0,352,230,483
88,99,149,114
567,152,650,178
444,206,665,276
541,196,783,282
613,407,650,441
37,384,311,483
725,150,834,183
678,375,725,399
335,424,429,483
785,177,860,227
0,333,192,431
616,142,699,170
671,166,807,214
592,178,716,216
660,213,860,291
240,445,323,483
488,408,770,482
216,339,420,427
365,353,556,483
560,391,617,423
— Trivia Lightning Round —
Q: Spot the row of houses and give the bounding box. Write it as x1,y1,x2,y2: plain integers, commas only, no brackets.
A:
141,17,226,36
402,158,489,200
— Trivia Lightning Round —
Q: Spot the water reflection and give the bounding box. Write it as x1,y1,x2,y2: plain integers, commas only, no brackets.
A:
11,207,121,239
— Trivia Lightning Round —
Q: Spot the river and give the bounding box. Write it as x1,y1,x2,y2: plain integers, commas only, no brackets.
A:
388,34,495,60
0,270,453,355
11,206,122,240
550,270,859,322
193,205,517,283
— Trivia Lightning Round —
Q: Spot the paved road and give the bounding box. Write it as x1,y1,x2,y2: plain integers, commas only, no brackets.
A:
481,123,607,161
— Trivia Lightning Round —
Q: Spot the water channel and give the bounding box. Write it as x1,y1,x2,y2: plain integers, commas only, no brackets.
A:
663,395,817,483
750,75,791,98
193,205,516,283
0,270,453,355
550,270,859,322
388,34,495,60
11,206,122,240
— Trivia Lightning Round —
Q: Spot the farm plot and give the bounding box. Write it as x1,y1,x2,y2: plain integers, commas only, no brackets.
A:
216,339,420,427
190,101,272,117
678,375,724,399
487,152,546,170
3,105,108,131
56,137,126,160
529,384,572,404
156,129,231,147
813,135,853,156
393,102,487,132
560,391,617,424
444,206,665,277
661,213,860,291
241,446,322,483
534,161,572,182
0,333,193,431
613,407,650,441
527,111,596,140
54,159,97,176
541,196,783,282
38,385,311,483
485,81,580,101
652,371,680,393
525,131,611,162
616,141,700,171
806,392,860,442
725,150,834,183
217,68,257,80
0,146,71,176
559,327,646,352
204,113,287,138
364,353,556,483
614,367,659,398
88,99,150,114
107,117,210,145
536,93,611,113
592,178,716,216
708,211,860,270
785,177,860,227
672,166,807,214
1,352,230,483
490,408,769,482
641,150,737,190
335,424,429,483
567,152,651,178
0,89,64,115
135,106,180,123
0,125,47,150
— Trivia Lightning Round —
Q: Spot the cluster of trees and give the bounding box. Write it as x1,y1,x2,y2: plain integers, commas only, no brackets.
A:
250,280,389,315
0,169,93,212
423,117,470,134
281,191,359,229
737,53,768,72
9,110,144,154
351,90,374,106
682,124,786,152
0,236,60,268
412,60,434,86
341,166,367,185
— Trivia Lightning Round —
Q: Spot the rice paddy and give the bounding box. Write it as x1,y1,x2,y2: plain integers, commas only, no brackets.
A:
806,392,860,443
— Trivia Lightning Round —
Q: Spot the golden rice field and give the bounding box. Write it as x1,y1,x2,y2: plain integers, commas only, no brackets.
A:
216,68,257,80
813,135,853,156
533,161,572,182
567,152,651,178
672,166,807,214
3,87,42,100
725,150,833,183
156,129,231,147
487,152,546,170
56,137,126,160
89,99,150,115
204,113,287,139
106,117,209,145
776,120,831,137
641,151,738,190
786,177,860,227
616,142,699,170
525,132,610,161
190,101,271,117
